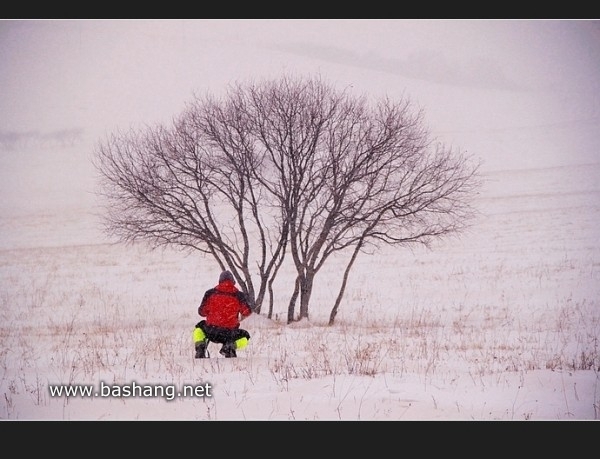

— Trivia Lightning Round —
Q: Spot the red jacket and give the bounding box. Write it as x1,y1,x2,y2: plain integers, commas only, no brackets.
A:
198,280,252,329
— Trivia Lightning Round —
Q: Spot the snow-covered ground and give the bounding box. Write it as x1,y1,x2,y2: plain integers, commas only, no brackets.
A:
1,146,598,420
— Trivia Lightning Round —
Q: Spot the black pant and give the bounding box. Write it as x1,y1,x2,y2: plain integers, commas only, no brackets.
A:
195,321,250,344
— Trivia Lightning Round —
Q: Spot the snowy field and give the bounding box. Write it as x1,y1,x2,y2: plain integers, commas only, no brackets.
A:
1,145,599,420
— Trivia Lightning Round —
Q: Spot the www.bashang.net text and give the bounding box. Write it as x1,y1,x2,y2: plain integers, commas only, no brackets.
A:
48,381,213,401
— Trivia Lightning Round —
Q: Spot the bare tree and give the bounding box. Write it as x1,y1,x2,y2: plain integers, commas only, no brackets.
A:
238,76,480,323
94,74,480,323
94,91,287,313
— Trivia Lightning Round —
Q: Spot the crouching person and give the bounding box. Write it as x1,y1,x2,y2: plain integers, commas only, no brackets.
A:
194,270,253,358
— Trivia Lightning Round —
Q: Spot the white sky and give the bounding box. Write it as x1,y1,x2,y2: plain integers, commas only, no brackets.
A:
1,19,599,171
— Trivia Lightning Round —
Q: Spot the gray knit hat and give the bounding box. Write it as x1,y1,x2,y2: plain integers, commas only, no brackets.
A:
219,270,235,284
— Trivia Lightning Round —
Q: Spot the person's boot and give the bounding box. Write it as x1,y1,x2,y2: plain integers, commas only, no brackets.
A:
195,341,208,358
219,342,237,358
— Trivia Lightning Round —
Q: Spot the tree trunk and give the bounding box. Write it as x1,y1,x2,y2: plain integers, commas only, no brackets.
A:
287,276,301,324
298,272,314,321
328,240,363,325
